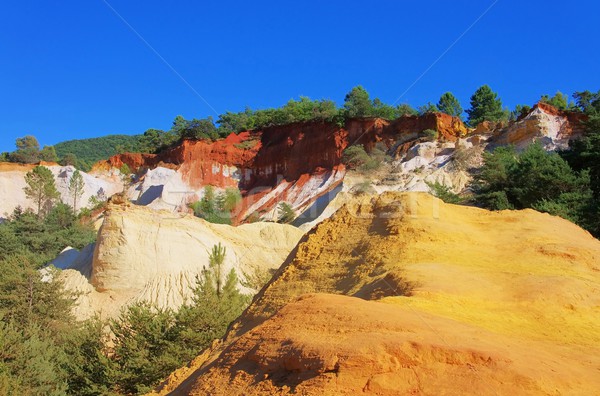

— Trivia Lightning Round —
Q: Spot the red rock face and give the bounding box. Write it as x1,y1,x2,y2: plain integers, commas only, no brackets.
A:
95,115,467,219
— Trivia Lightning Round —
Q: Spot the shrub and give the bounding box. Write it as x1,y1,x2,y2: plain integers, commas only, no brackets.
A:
342,145,370,169
472,143,594,233
421,129,438,142
277,202,296,224
427,181,461,204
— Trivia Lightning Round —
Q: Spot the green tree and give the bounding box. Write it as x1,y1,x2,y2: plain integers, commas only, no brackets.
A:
109,303,181,395
344,86,374,118
59,153,78,167
371,98,397,119
170,115,188,136
427,181,461,204
510,104,532,121
278,202,296,224
437,92,463,118
396,103,418,116
69,170,85,212
10,135,41,164
342,145,370,169
174,246,249,372
208,243,226,296
540,91,571,110
39,146,58,162
24,166,60,216
181,117,218,140
466,85,505,126
473,143,593,231
417,102,439,115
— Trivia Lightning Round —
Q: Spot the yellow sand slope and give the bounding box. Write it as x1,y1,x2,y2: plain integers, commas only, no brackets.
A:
156,192,600,395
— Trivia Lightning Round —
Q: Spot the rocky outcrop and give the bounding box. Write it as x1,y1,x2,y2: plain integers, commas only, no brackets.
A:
0,162,122,219
58,203,304,319
93,115,467,222
157,192,600,395
490,102,586,150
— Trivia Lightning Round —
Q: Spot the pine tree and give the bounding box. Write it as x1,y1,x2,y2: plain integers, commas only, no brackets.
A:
343,86,374,118
39,146,58,162
23,165,60,216
10,135,40,164
209,243,226,296
278,202,296,224
466,85,505,126
69,170,85,212
437,92,463,118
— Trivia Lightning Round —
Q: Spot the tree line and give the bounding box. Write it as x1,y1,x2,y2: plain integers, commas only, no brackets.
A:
3,86,583,169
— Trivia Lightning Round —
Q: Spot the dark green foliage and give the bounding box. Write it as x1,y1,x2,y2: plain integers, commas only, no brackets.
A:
396,103,418,117
109,303,181,395
181,117,219,140
69,170,85,212
190,186,242,224
427,181,462,204
55,135,143,171
473,143,596,234
344,86,374,118
540,91,575,111
466,85,505,126
421,129,438,142
417,102,439,115
59,153,78,167
0,204,96,266
10,135,41,164
277,202,296,224
39,145,58,162
342,145,371,169
510,104,532,121
119,163,131,177
342,145,385,172
139,128,178,154
107,244,249,394
437,92,463,118
572,90,600,113
559,90,600,235
217,97,342,135
0,205,98,395
24,165,61,217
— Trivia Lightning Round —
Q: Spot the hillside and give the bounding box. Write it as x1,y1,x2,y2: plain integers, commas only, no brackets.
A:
57,201,304,319
54,134,142,170
157,192,600,395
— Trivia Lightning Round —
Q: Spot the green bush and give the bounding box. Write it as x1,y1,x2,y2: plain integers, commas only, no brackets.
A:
277,202,296,224
427,181,461,204
473,143,595,234
421,129,438,142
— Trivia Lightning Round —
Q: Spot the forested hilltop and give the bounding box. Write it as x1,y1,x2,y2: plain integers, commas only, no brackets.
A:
54,135,143,171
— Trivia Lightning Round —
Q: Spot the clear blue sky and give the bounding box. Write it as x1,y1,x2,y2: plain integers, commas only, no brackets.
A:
1,0,599,153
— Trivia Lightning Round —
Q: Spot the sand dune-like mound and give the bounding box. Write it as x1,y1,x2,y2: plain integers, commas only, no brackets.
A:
157,192,600,395
59,203,304,319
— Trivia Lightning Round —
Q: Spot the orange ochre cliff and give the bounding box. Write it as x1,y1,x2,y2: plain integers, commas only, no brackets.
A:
94,114,467,217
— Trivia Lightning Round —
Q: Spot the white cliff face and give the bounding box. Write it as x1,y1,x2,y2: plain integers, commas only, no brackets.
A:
58,203,304,319
0,163,123,218
490,104,584,150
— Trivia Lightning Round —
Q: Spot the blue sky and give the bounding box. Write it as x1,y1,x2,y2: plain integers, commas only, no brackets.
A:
1,0,599,153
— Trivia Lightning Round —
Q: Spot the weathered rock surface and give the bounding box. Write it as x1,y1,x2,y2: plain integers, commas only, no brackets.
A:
58,203,304,319
157,192,600,395
490,102,586,150
0,162,122,219
94,115,467,222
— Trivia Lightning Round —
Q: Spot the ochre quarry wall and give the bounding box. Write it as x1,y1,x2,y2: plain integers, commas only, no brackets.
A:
96,114,466,193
